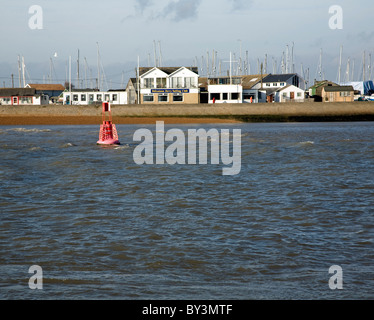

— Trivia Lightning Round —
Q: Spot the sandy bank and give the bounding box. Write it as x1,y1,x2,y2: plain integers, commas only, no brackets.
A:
0,116,240,125
1,102,374,125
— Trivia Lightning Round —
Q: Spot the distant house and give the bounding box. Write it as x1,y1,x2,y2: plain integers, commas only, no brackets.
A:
274,85,305,103
207,76,243,104
126,78,139,105
25,84,65,103
204,74,268,104
137,67,200,104
0,88,49,105
321,85,354,102
255,73,306,90
308,80,339,102
63,89,127,105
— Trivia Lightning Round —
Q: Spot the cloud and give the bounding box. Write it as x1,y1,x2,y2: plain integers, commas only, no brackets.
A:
231,0,252,12
161,0,202,22
135,0,153,14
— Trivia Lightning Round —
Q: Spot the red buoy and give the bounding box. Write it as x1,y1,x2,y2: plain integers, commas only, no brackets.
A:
97,102,120,145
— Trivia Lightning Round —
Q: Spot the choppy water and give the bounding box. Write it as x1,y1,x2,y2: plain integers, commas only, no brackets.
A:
0,122,373,300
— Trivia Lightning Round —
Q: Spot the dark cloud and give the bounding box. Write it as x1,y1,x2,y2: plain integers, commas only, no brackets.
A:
135,0,153,14
161,0,202,22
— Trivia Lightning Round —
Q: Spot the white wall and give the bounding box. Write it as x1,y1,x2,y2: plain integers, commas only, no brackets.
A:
63,91,127,105
275,85,305,102
208,85,243,103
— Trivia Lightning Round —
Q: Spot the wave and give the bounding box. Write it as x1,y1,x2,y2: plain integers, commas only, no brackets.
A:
6,128,52,133
297,141,315,146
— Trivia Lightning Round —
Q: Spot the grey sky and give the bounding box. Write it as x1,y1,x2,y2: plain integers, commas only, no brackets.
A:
0,0,373,88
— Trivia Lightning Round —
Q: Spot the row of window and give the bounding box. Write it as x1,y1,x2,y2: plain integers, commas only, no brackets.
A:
0,97,33,104
282,92,303,98
209,93,241,100
66,93,118,102
339,91,352,97
143,93,184,102
266,82,286,87
143,77,197,89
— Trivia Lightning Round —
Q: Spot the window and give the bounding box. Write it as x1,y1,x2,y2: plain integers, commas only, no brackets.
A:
172,77,183,88
266,83,271,87
89,94,94,102
243,93,255,100
282,92,287,98
144,78,154,89
280,82,285,86
219,78,229,85
210,93,220,101
231,93,240,100
297,92,302,97
158,94,168,102
156,78,167,88
173,93,183,102
185,77,197,88
222,93,228,100
81,94,86,101
73,94,78,101
112,94,118,101
97,94,102,101
273,83,278,87
143,94,154,102
232,78,241,85
20,97,32,104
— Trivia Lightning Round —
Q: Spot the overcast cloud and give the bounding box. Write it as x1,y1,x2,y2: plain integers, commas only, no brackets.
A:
0,0,373,88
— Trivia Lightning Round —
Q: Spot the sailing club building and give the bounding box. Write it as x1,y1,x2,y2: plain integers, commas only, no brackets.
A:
137,67,200,104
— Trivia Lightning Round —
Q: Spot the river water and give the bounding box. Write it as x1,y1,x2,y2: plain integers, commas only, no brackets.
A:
0,122,373,300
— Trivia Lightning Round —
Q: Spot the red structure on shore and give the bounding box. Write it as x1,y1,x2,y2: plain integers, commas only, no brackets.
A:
97,102,120,145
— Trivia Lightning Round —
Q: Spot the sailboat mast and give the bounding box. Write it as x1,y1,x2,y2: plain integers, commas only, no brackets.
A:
97,42,100,90
338,45,343,84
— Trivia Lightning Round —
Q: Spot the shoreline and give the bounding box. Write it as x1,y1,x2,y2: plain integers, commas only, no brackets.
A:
0,115,242,125
2,114,374,126
1,102,374,125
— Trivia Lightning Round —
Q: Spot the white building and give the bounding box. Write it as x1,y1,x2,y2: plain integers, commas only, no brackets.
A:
206,75,268,104
0,88,49,105
274,85,305,102
63,90,127,105
138,67,200,104
208,84,243,103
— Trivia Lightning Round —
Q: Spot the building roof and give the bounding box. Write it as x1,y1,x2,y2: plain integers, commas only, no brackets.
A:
242,74,268,89
323,85,354,92
262,73,298,83
309,80,338,89
276,84,304,92
26,84,65,91
139,67,199,77
0,88,36,96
